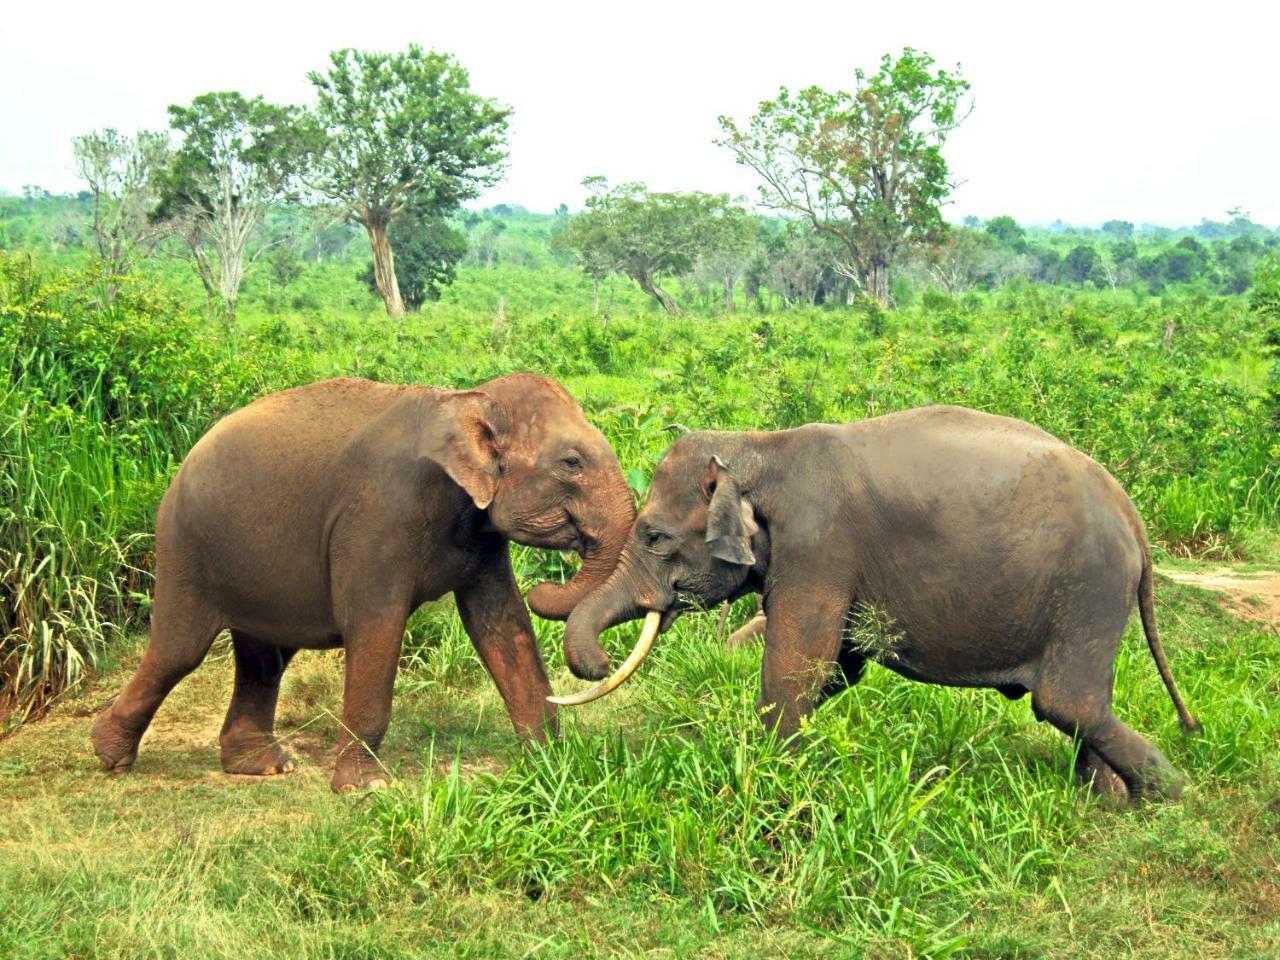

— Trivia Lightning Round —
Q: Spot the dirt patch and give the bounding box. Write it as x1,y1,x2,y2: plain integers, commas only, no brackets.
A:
1159,567,1280,627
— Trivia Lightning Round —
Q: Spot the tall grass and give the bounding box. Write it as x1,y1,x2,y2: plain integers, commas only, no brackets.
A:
362,589,1280,953
0,256,276,720
2,250,1276,721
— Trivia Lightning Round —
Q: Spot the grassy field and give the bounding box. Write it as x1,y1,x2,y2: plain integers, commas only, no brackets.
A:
2,249,1278,957
1,569,1278,958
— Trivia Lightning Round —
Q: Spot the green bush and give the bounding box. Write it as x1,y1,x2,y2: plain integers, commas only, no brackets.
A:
0,255,298,720
2,249,1277,720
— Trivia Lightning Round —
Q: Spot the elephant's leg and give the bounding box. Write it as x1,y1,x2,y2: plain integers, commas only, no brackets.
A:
813,642,868,709
456,550,556,741
757,588,849,739
219,632,296,776
1032,635,1183,801
331,613,408,794
1075,745,1129,803
91,576,221,772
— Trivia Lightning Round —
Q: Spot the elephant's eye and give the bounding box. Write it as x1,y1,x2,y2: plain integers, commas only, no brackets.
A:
644,527,673,552
560,455,583,473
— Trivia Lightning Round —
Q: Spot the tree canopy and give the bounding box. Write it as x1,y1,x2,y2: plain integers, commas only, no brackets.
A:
305,45,510,318
557,180,754,316
717,48,971,306
152,92,307,322
71,128,169,291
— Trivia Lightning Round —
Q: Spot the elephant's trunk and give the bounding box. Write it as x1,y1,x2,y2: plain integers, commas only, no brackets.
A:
560,544,655,680
526,470,636,621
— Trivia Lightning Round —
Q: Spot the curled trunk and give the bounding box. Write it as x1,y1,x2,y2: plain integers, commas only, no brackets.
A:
526,472,635,622
560,545,649,680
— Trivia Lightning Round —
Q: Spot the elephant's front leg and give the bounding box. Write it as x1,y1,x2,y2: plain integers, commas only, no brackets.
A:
757,586,849,739
332,611,409,793
456,550,557,741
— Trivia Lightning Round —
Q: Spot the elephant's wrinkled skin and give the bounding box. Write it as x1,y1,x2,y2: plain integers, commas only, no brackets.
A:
562,405,1200,802
92,374,635,792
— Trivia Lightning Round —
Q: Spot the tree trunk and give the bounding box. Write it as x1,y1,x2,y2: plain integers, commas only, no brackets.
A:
636,270,680,316
366,221,406,319
868,259,892,308
592,275,600,316
723,274,735,311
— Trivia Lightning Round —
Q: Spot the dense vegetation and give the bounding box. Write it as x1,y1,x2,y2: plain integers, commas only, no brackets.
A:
1,37,1278,952
2,221,1277,719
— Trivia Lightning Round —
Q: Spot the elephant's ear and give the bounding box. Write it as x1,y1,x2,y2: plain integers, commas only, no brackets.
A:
422,391,501,510
702,456,759,566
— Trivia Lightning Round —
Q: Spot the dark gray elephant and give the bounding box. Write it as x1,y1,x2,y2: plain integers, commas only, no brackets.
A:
92,374,636,792
553,405,1200,802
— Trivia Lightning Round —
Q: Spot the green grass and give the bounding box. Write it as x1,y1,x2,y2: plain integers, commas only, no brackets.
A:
1,576,1277,958
0,248,1277,955
3,249,1278,720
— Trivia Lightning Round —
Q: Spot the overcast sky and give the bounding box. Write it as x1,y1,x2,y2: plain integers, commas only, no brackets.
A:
3,0,1277,226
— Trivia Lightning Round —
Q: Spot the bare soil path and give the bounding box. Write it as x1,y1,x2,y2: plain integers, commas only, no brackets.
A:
1159,566,1280,627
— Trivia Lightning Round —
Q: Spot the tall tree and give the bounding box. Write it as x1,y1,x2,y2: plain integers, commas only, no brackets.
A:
152,92,307,323
553,176,622,316
718,48,971,306
305,46,510,318
359,206,467,309
72,128,170,294
559,180,752,316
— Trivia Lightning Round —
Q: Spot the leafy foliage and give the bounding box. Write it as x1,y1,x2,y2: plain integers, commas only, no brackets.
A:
718,48,971,305
358,210,467,309
558,179,755,316
152,92,309,322
305,45,510,317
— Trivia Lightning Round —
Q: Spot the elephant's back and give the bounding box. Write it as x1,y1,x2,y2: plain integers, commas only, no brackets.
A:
156,379,421,602
838,406,1146,665
844,405,1127,515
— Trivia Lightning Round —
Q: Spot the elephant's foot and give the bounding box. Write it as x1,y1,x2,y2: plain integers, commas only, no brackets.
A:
331,755,391,794
91,701,140,773
1076,749,1129,806
1127,760,1185,804
221,737,295,777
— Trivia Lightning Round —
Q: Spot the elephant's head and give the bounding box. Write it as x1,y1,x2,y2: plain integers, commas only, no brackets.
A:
429,373,636,620
553,434,767,699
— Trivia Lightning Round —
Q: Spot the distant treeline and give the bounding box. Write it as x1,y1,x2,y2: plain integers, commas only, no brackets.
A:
2,190,1277,315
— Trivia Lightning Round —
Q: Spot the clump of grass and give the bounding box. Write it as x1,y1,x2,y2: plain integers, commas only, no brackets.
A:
844,600,906,662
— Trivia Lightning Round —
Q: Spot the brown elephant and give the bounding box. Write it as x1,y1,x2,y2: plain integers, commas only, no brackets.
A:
552,406,1201,803
92,374,635,792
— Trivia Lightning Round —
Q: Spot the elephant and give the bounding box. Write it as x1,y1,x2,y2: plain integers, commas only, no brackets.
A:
552,405,1201,802
92,374,636,792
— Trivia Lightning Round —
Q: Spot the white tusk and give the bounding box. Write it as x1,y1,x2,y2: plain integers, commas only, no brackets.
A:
547,610,662,706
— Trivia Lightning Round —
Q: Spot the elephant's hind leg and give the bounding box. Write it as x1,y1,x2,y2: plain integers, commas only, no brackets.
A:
220,632,296,776
1075,745,1129,803
1031,633,1183,802
91,577,221,773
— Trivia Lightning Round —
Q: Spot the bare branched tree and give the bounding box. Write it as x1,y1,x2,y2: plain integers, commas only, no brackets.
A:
72,128,169,298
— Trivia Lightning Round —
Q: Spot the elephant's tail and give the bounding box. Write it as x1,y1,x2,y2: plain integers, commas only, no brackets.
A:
1139,557,1202,735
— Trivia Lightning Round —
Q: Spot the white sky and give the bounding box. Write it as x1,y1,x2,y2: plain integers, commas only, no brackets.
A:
2,0,1277,226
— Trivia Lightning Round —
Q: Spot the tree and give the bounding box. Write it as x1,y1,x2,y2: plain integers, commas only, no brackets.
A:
305,46,510,318
152,92,307,323
359,207,466,309
1101,219,1134,240
1062,244,1099,286
72,128,169,294
264,243,303,289
926,227,995,293
553,177,622,315
558,179,752,316
757,223,844,308
984,215,1025,247
717,48,971,306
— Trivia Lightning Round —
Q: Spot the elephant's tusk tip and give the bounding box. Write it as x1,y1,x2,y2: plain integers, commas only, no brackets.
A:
546,610,662,707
